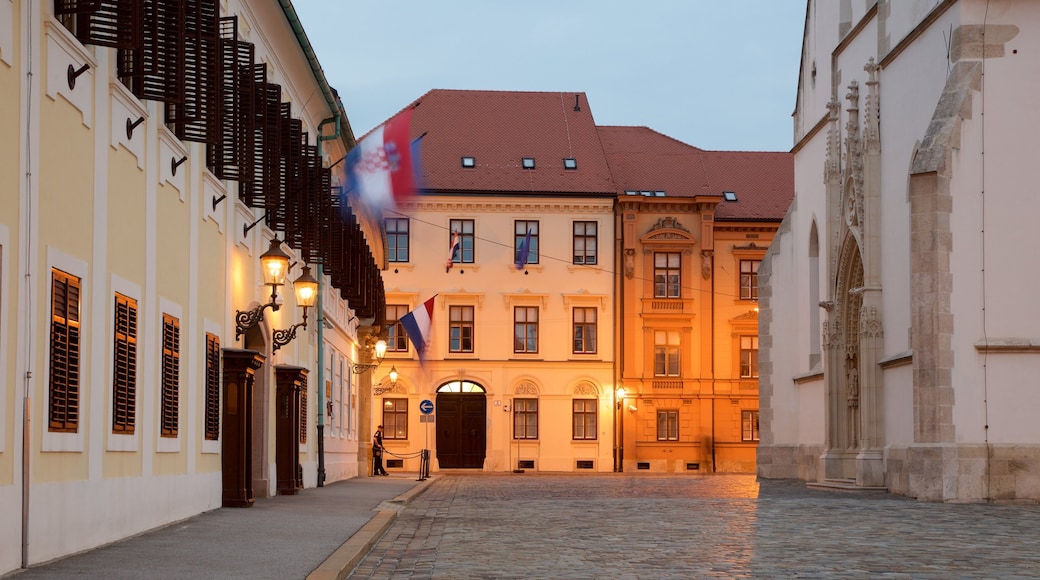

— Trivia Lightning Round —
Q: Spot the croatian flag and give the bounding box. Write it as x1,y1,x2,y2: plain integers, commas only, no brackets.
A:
344,107,421,211
515,229,532,270
400,295,436,363
445,230,460,273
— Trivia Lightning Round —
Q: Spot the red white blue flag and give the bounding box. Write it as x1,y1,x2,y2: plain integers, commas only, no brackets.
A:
445,230,460,273
344,108,421,210
400,295,436,363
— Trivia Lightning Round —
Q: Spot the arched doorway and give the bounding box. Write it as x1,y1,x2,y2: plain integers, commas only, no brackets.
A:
435,381,486,468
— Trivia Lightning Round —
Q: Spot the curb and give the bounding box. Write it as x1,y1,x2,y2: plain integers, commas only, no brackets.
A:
307,476,438,580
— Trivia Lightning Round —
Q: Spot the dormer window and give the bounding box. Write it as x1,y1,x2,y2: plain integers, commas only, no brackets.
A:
461,156,476,168
563,158,577,170
522,157,536,169
723,191,738,202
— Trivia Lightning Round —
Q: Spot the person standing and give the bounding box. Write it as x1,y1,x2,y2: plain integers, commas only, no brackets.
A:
373,425,389,476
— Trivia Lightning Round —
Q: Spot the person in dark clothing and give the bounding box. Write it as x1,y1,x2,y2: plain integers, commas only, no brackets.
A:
373,425,389,476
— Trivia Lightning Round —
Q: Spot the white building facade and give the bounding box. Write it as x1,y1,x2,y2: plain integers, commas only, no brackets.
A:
0,1,382,573
759,0,1040,501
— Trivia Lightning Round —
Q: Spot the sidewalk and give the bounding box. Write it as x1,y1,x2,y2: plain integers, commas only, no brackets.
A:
8,474,434,580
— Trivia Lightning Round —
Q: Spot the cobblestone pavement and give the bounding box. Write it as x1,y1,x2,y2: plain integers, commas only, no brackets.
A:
349,473,1040,579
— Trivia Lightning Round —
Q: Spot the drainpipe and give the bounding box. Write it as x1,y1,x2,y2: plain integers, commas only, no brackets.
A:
710,250,717,472
279,0,362,487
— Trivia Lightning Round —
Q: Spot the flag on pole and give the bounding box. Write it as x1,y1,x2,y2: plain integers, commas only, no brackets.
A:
343,107,421,211
445,230,460,273
400,295,436,363
515,229,532,270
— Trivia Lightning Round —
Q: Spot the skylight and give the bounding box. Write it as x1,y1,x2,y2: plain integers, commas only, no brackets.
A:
723,191,738,202
522,157,536,169
461,156,475,168
563,158,577,170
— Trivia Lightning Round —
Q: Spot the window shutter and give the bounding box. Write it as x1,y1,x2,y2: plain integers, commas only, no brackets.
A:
207,17,255,181
204,333,220,441
165,0,220,143
117,0,186,103
160,314,180,437
55,0,141,50
49,270,81,432
112,294,137,434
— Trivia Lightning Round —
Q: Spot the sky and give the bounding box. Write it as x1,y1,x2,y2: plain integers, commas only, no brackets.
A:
292,1,806,153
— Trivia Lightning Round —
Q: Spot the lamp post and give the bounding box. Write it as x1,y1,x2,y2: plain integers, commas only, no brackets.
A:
374,366,398,396
272,265,319,352
616,387,626,472
352,339,388,375
236,238,291,340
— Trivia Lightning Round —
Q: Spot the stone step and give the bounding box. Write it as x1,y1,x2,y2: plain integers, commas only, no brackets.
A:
806,478,888,493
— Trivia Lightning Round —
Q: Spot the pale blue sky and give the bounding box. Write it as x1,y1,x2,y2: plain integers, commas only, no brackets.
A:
292,1,805,152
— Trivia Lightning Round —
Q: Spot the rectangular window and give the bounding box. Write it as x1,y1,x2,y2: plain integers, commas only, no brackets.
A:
740,336,759,378
657,409,679,441
740,260,760,300
382,398,408,439
514,220,539,265
112,293,138,435
204,332,220,441
742,410,760,442
654,252,681,298
160,313,180,438
513,306,538,353
49,269,81,433
572,399,597,440
514,398,538,439
654,330,680,376
386,304,409,352
572,307,597,354
573,221,597,265
386,218,410,263
449,305,474,353
449,219,475,264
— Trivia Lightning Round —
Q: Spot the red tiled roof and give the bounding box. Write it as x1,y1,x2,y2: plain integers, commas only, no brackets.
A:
598,126,793,221
406,89,616,195
365,89,792,218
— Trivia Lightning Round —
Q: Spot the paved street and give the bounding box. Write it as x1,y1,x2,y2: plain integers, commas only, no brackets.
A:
350,473,1040,579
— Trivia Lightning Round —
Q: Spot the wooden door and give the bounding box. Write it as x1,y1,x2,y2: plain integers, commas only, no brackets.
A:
436,394,486,468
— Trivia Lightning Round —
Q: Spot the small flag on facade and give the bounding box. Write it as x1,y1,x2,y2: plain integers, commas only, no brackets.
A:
445,230,460,273
515,229,532,270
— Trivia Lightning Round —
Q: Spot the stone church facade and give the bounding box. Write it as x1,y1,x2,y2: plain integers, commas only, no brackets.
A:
759,0,1040,501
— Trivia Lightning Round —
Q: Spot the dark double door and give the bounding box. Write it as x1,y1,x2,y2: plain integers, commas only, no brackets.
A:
436,394,486,468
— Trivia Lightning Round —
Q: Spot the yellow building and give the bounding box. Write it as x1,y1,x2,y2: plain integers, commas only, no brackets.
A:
1,1,381,572
368,90,792,474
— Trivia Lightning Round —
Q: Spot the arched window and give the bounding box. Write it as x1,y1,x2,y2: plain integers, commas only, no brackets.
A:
436,381,486,393
809,221,821,368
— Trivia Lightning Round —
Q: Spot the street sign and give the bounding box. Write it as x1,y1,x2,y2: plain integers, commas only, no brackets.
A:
419,399,434,415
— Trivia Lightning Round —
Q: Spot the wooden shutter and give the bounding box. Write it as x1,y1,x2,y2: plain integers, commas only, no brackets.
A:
204,333,220,441
207,17,255,181
160,314,180,438
117,0,186,103
49,270,81,433
240,74,282,208
165,0,220,143
112,293,137,434
55,0,141,50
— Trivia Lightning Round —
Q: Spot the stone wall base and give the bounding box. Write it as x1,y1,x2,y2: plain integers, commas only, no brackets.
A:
760,443,1040,503
888,443,1040,503
756,444,822,481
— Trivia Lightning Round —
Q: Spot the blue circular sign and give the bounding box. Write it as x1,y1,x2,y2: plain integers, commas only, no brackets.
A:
419,399,434,415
